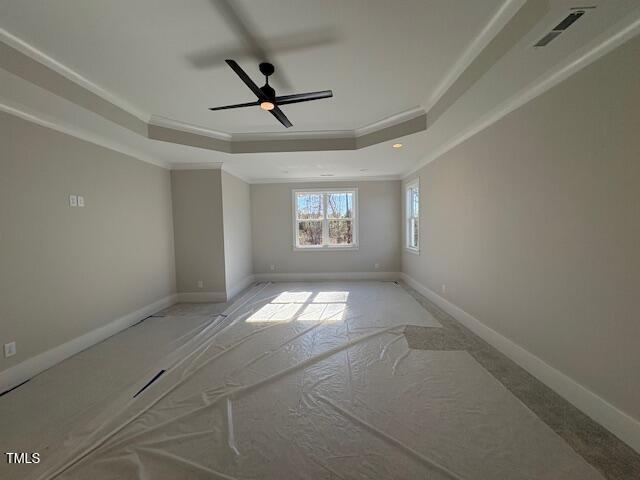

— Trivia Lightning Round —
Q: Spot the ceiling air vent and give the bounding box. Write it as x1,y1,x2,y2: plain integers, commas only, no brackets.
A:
534,30,563,47
534,7,593,47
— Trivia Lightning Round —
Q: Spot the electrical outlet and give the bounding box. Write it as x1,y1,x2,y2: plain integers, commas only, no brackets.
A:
197,280,204,289
269,264,275,271
69,195,77,207
442,284,446,294
374,263,380,270
77,195,85,207
4,341,16,358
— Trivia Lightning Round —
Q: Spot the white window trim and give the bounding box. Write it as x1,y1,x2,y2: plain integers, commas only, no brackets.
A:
405,179,420,254
292,188,359,251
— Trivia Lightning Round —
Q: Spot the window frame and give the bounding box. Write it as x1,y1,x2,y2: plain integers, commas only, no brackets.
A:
405,179,420,254
292,188,359,251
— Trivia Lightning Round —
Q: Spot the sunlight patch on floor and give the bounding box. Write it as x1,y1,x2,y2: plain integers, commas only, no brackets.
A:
247,291,349,323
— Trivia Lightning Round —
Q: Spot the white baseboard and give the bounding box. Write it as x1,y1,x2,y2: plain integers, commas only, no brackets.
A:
0,293,178,393
254,271,401,282
225,274,256,301
400,272,640,453
176,276,256,304
175,291,227,303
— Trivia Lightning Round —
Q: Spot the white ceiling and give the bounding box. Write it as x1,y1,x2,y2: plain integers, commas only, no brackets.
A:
0,0,502,133
1,0,639,181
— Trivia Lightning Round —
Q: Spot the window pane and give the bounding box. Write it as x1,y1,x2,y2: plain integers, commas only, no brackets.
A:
296,193,323,219
412,188,419,216
327,192,353,219
410,218,419,248
298,221,323,246
328,220,352,245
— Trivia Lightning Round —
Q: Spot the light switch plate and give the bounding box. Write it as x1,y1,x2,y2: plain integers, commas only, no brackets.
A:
4,341,16,358
77,196,85,207
69,195,77,207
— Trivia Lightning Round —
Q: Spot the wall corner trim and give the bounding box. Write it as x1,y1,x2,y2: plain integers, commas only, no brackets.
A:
0,294,178,392
226,275,256,302
399,272,640,454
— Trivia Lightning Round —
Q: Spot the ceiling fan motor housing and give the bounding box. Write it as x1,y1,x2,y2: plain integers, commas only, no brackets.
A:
260,84,276,99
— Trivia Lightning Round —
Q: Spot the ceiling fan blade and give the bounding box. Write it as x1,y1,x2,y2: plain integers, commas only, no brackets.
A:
210,1,293,90
186,28,339,69
212,0,268,61
270,106,293,128
274,90,333,106
225,59,265,99
209,100,259,111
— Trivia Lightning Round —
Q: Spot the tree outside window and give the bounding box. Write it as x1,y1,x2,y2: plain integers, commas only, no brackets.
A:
294,190,357,249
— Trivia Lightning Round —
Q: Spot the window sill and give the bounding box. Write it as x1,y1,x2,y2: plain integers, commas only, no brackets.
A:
293,245,359,252
404,247,420,256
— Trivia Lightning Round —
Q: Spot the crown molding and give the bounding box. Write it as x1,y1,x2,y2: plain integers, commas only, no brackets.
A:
148,115,231,141
249,174,402,185
354,106,425,136
0,27,149,123
149,107,427,153
426,0,548,127
146,108,425,144
403,11,640,180
147,111,426,154
167,164,400,184
231,129,353,141
170,162,224,170
425,0,526,111
0,98,168,169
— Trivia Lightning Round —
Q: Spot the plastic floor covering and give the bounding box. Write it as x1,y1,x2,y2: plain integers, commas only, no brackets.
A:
2,281,606,479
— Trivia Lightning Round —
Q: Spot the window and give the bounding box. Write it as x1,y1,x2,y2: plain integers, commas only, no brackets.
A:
405,180,419,252
293,189,358,250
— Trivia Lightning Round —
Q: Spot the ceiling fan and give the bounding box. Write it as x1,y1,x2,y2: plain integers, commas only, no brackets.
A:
209,60,333,128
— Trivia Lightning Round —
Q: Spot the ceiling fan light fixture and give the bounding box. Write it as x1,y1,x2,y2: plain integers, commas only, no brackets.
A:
260,101,275,111
211,60,333,128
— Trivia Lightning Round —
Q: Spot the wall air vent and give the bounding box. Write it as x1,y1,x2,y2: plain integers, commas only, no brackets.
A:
534,7,594,47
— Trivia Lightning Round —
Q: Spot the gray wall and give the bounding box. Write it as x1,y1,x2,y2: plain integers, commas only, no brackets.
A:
251,180,401,274
222,171,253,296
171,169,226,295
402,36,640,420
0,112,176,372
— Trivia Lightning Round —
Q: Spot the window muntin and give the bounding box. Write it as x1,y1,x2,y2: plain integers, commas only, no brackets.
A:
294,190,357,249
406,181,419,251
